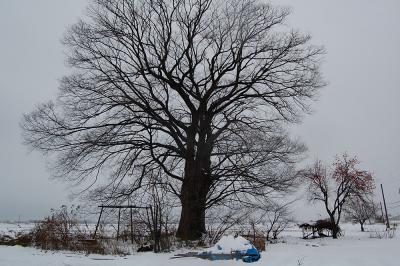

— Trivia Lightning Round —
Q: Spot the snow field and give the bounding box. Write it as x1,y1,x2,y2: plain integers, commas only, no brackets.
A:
0,222,398,266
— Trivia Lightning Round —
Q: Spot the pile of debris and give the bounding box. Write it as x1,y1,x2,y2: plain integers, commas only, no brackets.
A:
299,219,341,239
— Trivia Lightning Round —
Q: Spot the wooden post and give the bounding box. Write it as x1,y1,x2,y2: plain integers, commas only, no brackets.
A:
117,208,121,241
130,207,134,244
93,206,104,239
381,184,390,229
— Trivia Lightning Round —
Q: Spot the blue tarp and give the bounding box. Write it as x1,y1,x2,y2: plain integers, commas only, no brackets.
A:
197,235,261,262
241,246,261,263
173,235,261,263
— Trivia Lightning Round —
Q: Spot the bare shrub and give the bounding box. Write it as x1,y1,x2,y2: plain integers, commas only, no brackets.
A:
204,207,249,246
264,206,293,242
244,221,267,251
31,205,106,254
369,228,396,239
243,202,293,244
32,205,77,250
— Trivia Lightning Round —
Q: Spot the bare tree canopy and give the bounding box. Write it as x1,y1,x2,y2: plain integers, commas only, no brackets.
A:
22,0,325,240
345,194,376,232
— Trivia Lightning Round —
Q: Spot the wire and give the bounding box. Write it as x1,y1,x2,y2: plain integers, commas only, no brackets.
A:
388,200,400,205
387,205,400,210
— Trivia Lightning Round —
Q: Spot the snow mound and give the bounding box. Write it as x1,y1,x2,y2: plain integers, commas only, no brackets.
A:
203,235,252,254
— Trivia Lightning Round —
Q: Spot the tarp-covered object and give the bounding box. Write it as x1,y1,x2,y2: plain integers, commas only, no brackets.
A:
198,235,261,262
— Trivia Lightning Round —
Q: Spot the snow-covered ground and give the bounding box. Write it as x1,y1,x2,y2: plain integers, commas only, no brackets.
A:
0,222,34,236
0,222,398,266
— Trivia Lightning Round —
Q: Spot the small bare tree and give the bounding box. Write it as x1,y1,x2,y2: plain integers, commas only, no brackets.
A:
303,154,375,238
134,172,178,252
242,200,293,242
265,206,292,241
345,195,376,232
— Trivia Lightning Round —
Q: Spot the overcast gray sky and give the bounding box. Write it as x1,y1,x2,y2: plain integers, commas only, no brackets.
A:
0,0,399,221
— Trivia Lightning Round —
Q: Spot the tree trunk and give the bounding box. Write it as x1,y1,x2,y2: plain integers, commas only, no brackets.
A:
360,221,365,232
176,111,213,241
175,110,213,240
176,162,209,240
176,132,212,240
329,216,338,239
332,228,338,239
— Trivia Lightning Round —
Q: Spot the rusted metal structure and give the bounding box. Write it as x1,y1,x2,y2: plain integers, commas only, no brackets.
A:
93,205,151,244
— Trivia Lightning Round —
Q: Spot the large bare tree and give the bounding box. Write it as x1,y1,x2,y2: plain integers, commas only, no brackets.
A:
22,0,324,240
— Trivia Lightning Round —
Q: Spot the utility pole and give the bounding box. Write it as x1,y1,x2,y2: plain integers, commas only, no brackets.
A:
379,202,384,223
380,184,390,229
